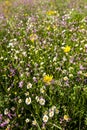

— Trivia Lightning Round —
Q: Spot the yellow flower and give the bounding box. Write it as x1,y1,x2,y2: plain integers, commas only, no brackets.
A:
18,114,21,118
6,128,9,130
64,115,70,121
46,26,51,30
47,10,57,16
80,25,84,29
14,92,17,95
63,76,68,81
63,45,71,53
43,75,53,84
53,25,56,30
30,34,38,42
5,1,12,6
24,13,28,16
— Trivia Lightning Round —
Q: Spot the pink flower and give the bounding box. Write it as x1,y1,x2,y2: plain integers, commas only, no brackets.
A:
19,81,23,88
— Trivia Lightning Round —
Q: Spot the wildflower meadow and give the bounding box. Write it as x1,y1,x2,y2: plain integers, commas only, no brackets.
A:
0,0,87,130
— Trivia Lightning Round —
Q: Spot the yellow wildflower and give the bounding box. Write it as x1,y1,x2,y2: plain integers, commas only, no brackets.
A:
5,1,12,6
46,26,51,30
80,25,84,29
14,92,17,95
43,75,53,84
53,25,56,30
63,45,71,53
64,115,70,121
47,10,57,16
18,114,21,118
24,13,28,16
6,128,9,130
30,34,38,42
63,76,68,81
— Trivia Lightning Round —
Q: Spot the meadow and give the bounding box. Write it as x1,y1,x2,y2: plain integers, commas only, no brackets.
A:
0,0,87,130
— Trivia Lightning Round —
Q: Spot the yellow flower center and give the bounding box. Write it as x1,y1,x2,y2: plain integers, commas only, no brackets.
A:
64,115,70,121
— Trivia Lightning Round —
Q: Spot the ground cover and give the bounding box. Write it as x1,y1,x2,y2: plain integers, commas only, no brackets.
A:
0,0,87,129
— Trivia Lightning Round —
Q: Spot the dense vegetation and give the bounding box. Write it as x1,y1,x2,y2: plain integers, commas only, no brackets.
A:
0,0,87,129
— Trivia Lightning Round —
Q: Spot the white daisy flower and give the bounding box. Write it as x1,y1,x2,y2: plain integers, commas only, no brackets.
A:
43,115,48,123
25,118,30,123
32,120,37,126
25,97,31,105
49,111,54,118
39,98,45,106
27,83,32,89
4,108,9,115
18,99,22,104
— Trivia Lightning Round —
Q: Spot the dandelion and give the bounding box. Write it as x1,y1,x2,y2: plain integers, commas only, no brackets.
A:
25,97,31,105
43,115,48,123
43,74,53,84
63,45,71,53
47,10,57,15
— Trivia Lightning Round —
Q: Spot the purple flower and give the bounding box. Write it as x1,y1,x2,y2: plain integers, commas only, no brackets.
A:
80,65,84,70
10,68,16,76
7,113,12,119
0,121,8,127
19,81,23,88
33,77,37,83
